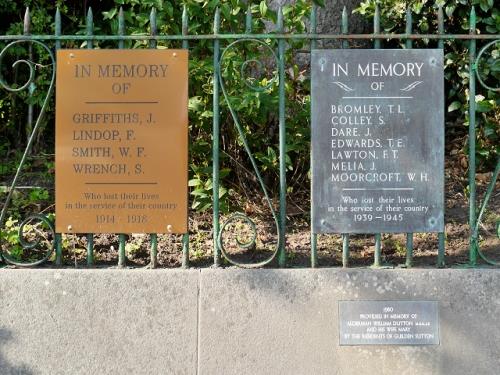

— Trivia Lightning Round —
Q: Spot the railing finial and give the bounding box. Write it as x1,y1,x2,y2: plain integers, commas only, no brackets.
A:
214,7,220,34
23,7,31,35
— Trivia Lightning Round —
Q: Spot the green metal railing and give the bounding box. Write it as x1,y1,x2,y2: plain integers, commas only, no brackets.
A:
0,4,498,269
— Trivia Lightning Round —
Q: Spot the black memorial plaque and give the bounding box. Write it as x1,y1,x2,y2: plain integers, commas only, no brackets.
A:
312,50,444,233
339,300,439,345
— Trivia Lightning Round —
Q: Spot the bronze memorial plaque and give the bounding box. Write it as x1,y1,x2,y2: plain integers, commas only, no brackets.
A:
56,50,188,233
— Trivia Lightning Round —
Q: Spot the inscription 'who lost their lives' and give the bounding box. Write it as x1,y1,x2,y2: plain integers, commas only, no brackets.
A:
311,49,444,233
55,49,188,234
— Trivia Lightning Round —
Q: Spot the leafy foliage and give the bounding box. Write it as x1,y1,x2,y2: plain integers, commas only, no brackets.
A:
1,0,315,214
355,0,499,170
1,0,497,227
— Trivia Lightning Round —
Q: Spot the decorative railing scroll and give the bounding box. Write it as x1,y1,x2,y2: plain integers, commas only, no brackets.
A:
0,40,56,266
216,39,282,268
471,39,500,265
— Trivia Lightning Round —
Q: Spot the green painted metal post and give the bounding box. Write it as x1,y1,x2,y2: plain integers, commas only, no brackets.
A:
277,6,287,267
55,233,62,266
150,234,158,268
245,5,252,33
118,7,125,49
85,7,95,266
341,6,348,49
405,7,413,268
437,5,444,50
341,6,350,268
437,5,446,268
181,4,189,59
372,3,382,267
86,7,93,49
310,4,318,268
342,234,350,268
468,7,477,266
374,233,382,268
118,233,126,268
213,8,221,267
54,8,63,266
86,233,94,266
147,8,159,269
373,4,381,49
149,8,157,49
117,7,127,268
438,232,445,268
24,8,34,151
181,5,190,269
182,233,189,268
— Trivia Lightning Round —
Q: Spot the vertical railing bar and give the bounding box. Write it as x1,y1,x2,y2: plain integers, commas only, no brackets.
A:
86,7,93,49
181,4,190,268
437,5,444,50
438,232,445,268
86,233,94,266
374,233,382,268
54,7,63,266
437,5,446,268
55,234,63,265
277,6,287,267
405,7,412,49
310,4,318,268
341,6,349,49
342,234,350,268
372,3,382,267
118,233,126,268
55,7,61,50
182,4,189,49
118,6,125,49
212,7,221,267
149,7,157,49
148,7,158,269
85,7,95,266
373,4,381,49
405,7,413,268
341,6,350,268
150,233,158,268
245,4,252,34
24,8,34,151
468,7,477,266
117,7,127,268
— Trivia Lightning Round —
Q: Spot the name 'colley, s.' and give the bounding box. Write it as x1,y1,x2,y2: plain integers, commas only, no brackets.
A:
332,62,424,77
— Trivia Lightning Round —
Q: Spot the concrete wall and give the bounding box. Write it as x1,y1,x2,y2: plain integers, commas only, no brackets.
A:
0,269,498,374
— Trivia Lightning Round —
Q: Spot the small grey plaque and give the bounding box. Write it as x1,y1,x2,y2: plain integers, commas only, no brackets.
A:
339,300,439,345
312,49,444,233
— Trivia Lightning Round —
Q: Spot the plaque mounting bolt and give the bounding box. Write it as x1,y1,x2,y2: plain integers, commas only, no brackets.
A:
69,53,75,58
67,225,73,232
167,225,173,233
173,52,177,57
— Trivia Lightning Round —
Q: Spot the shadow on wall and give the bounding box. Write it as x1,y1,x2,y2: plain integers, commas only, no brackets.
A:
0,328,35,375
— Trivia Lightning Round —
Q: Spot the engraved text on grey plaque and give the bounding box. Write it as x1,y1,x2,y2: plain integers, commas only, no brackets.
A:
312,50,444,233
